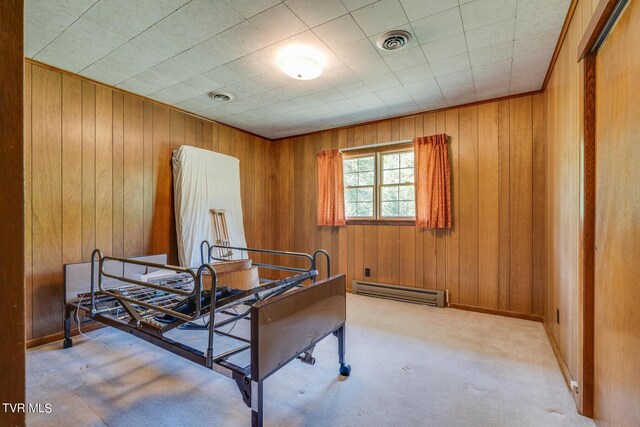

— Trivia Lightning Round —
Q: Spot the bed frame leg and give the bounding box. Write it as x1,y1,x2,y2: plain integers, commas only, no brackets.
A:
251,379,263,427
63,307,73,349
335,325,351,376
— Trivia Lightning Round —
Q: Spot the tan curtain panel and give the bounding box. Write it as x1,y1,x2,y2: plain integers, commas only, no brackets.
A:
414,134,451,229
317,149,346,226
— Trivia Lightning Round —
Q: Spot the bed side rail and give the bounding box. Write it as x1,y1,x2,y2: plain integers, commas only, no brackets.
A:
200,241,331,279
92,250,217,323
250,274,346,381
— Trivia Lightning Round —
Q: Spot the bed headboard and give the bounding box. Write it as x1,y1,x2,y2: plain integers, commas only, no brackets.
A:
63,254,168,303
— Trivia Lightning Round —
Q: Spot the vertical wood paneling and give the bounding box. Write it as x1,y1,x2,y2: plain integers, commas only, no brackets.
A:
26,64,271,341
95,86,113,255
61,76,82,264
509,97,533,313
112,92,124,257
81,81,96,262
532,94,545,316
478,103,499,309
31,65,62,338
123,95,144,256
498,100,511,310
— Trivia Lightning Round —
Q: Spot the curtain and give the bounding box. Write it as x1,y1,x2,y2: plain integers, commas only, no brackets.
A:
317,149,346,226
414,134,451,228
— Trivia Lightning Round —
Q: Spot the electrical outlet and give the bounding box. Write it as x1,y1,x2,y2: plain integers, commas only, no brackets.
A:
364,268,371,277
557,308,560,324
570,380,579,394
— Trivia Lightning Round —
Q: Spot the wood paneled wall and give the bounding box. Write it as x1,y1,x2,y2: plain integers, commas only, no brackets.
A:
268,94,545,316
543,0,598,409
594,0,640,423
1,0,25,423
24,62,271,342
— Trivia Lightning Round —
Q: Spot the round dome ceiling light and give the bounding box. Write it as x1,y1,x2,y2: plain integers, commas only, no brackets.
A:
376,30,412,51
277,45,325,80
208,91,235,101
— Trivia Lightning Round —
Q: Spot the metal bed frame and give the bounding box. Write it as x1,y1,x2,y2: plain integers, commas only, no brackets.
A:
63,243,350,427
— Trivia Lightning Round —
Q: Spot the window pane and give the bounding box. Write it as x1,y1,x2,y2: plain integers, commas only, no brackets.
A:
343,159,358,174
400,152,414,168
399,185,414,201
400,168,414,183
344,172,358,187
359,171,374,186
399,201,415,217
345,188,358,203
381,201,399,217
358,157,374,172
381,186,399,201
382,153,399,169
357,187,373,202
383,169,399,184
345,202,358,217
357,202,373,217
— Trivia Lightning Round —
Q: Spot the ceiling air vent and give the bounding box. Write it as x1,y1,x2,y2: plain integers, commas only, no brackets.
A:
376,30,412,51
208,91,235,101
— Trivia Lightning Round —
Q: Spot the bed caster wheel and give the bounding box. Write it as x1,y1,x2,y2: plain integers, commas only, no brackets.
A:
339,363,351,377
63,338,73,349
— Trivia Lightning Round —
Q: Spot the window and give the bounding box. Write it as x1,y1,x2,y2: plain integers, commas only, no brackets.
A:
343,148,415,220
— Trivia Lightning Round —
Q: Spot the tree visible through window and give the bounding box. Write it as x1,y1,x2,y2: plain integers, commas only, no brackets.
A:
343,149,415,220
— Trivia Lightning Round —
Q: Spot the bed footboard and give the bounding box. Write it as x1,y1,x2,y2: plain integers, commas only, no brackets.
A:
249,274,349,426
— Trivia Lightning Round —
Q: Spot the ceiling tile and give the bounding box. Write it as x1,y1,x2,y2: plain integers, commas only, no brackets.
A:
429,53,471,76
336,81,372,97
400,0,459,22
150,0,244,52
403,77,440,94
322,66,361,86
333,38,381,65
472,58,512,83
436,69,474,89
382,46,427,72
389,99,419,114
421,33,468,62
250,70,293,91
511,49,553,75
413,91,446,110
118,77,159,96
351,0,409,36
150,48,223,82
284,0,348,27
468,40,513,68
349,57,392,80
81,61,134,86
221,0,282,19
517,0,570,15
341,0,378,12
350,92,385,107
135,68,181,92
411,8,464,44
394,63,434,85
201,66,247,88
35,18,129,72
363,73,402,91
24,0,96,57
515,2,568,39
313,14,367,50
83,0,189,40
513,27,561,57
464,18,515,51
249,3,308,45
460,0,517,31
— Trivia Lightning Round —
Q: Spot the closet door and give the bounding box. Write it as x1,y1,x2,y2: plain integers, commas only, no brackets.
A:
593,0,640,424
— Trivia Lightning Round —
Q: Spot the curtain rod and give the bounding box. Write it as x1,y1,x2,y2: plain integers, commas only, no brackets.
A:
338,139,413,153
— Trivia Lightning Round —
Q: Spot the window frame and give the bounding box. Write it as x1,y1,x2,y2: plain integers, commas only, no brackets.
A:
342,143,416,224
342,152,377,220
377,148,416,220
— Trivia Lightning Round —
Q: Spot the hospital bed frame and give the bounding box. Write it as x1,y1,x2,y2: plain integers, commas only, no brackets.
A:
63,244,350,427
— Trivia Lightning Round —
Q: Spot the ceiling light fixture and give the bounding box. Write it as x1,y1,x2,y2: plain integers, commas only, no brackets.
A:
277,45,325,80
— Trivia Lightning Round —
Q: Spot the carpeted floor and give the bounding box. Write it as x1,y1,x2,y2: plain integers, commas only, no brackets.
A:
27,294,593,426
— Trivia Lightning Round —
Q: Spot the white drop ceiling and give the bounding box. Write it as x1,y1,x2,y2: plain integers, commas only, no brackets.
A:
25,0,570,139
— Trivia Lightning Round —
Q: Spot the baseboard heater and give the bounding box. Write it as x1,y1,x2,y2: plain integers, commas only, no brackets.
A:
352,281,445,307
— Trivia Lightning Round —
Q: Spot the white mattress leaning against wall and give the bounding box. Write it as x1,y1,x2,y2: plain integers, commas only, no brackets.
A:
172,145,247,268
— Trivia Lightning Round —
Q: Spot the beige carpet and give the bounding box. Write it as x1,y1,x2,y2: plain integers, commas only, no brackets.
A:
27,294,593,426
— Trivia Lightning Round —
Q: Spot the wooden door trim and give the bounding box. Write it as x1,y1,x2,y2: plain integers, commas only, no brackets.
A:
0,0,25,424
578,0,629,60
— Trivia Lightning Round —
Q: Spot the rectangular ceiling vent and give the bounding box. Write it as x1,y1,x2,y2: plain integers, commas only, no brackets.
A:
352,281,445,307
